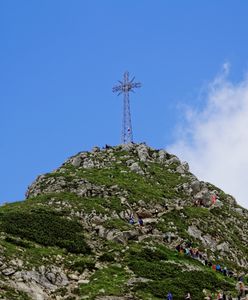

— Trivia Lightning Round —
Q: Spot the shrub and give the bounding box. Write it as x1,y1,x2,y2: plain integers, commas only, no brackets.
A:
99,252,116,262
0,209,90,254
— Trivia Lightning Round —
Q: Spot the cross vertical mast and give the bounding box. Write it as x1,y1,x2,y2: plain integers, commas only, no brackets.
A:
113,71,141,144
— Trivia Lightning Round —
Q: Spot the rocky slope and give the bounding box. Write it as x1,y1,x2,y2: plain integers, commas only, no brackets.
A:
0,143,247,300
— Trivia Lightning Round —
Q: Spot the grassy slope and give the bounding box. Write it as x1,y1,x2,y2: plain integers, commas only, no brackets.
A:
0,146,247,299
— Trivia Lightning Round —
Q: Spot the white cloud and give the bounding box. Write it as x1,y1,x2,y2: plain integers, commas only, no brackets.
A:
170,65,248,209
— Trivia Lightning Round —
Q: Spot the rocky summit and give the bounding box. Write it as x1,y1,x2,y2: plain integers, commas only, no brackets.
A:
0,143,247,300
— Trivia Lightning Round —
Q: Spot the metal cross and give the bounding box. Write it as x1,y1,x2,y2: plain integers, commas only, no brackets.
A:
113,71,141,144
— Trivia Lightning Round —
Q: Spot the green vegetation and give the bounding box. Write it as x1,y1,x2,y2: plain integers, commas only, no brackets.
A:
79,265,129,299
0,208,90,254
0,145,246,299
126,244,235,299
69,257,95,273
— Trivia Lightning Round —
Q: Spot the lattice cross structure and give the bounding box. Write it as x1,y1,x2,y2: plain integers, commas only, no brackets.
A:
112,71,141,144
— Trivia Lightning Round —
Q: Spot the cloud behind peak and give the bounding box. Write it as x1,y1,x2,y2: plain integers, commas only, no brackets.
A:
170,65,248,209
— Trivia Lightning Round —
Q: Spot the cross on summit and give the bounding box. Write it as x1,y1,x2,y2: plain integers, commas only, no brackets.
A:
112,71,141,144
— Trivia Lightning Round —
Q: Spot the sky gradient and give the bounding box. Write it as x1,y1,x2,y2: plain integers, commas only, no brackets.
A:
1,1,248,207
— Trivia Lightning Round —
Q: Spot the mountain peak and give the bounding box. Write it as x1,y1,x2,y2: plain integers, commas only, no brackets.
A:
0,144,247,299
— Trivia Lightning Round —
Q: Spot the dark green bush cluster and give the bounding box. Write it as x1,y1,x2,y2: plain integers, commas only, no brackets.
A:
99,252,116,262
5,236,31,249
129,246,169,262
134,270,234,299
0,209,90,254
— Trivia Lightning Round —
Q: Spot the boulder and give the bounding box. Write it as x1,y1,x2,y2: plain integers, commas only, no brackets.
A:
166,156,180,165
136,208,153,218
129,162,144,175
191,181,201,194
158,150,168,163
71,156,82,167
83,158,94,169
137,144,150,162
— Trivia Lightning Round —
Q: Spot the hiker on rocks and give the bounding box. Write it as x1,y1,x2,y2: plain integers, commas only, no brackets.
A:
176,243,181,252
216,264,221,272
154,208,159,217
163,232,172,243
138,216,144,226
185,292,191,299
237,281,245,299
164,202,169,210
217,291,223,300
167,291,173,300
129,215,135,225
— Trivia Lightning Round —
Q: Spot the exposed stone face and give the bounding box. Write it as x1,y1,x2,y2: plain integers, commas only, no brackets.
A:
26,176,128,199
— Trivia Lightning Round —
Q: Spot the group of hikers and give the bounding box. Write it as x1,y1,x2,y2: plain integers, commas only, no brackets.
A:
203,284,248,300
126,206,248,299
167,292,192,299
175,241,236,278
128,214,144,226
166,284,248,300
174,241,248,299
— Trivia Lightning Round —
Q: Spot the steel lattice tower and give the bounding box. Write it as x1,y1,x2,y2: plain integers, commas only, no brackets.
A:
112,71,141,144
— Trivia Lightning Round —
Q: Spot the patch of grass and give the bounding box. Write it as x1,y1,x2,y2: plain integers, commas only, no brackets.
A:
184,207,211,219
104,218,131,231
69,257,95,273
127,246,235,299
157,209,189,239
79,264,129,299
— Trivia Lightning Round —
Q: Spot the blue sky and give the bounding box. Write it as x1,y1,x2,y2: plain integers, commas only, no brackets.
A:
1,1,248,206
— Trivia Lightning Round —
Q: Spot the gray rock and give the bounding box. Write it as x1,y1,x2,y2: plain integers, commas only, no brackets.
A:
158,150,168,163
137,144,150,162
122,230,139,240
129,162,144,175
68,273,79,280
217,242,230,253
137,200,146,207
136,208,152,218
91,216,105,225
120,143,135,151
187,225,202,240
127,277,151,286
191,181,201,194
182,161,189,172
235,208,243,214
226,195,237,206
167,156,180,165
176,165,185,174
2,267,16,276
45,272,56,284
71,156,82,167
78,279,90,284
83,158,94,169
126,159,135,166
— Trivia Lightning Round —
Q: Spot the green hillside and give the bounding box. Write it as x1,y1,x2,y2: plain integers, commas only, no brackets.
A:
0,144,247,299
